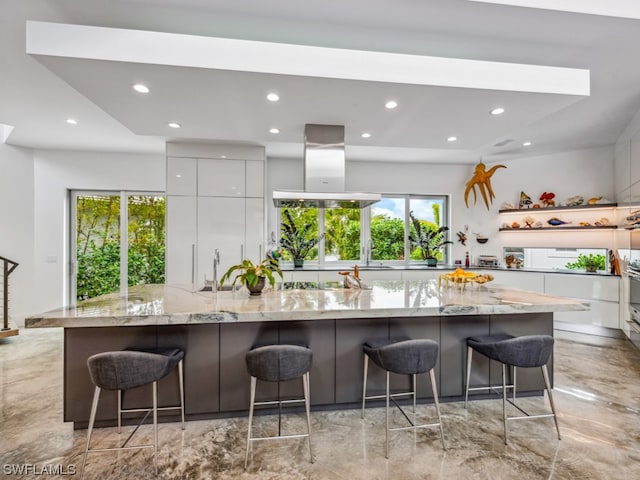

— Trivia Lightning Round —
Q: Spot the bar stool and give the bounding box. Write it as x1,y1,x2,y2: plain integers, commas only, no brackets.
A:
81,348,185,479
362,338,445,458
244,344,313,469
361,336,411,418
119,347,185,434
464,334,560,444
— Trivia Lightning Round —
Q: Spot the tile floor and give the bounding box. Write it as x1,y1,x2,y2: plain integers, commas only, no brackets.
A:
2,328,640,479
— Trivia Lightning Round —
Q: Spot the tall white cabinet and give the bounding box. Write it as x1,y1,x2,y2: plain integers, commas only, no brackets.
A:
165,143,265,288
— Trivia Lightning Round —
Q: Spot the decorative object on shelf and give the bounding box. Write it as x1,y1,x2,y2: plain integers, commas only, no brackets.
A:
505,255,523,269
465,251,470,267
220,257,283,295
626,210,640,226
475,233,488,244
408,211,452,266
456,231,468,246
587,196,614,205
522,215,536,228
463,160,506,210
501,222,511,229
519,191,533,209
501,201,516,210
547,217,571,226
594,217,610,226
338,265,363,289
511,221,521,228
560,195,584,207
280,209,325,268
539,192,556,208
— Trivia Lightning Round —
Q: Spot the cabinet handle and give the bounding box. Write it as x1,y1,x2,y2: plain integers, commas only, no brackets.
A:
191,244,196,284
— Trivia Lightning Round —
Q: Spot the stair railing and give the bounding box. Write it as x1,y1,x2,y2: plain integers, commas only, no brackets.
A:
1,256,19,331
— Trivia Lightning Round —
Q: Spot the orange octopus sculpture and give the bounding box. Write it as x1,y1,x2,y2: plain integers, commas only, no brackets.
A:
464,162,506,210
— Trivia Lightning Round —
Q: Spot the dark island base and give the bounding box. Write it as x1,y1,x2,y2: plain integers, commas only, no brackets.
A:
64,313,553,429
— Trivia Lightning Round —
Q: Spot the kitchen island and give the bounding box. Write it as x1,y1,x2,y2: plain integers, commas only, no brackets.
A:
26,280,588,428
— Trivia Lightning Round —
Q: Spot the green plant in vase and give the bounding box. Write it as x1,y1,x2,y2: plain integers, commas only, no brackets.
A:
280,209,325,267
408,211,452,266
565,253,605,273
219,258,283,295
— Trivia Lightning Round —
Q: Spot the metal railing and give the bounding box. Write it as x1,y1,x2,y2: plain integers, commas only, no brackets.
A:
1,255,19,332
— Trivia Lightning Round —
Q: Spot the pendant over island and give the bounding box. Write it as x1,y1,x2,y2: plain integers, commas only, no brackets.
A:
26,280,589,429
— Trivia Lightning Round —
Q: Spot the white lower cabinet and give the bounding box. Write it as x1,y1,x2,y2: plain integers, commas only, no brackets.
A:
165,195,197,285
544,274,620,330
486,271,545,292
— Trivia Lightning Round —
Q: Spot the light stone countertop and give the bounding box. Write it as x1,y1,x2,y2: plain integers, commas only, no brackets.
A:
25,280,590,328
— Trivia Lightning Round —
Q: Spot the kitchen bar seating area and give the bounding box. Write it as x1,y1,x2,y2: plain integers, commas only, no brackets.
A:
4,325,640,479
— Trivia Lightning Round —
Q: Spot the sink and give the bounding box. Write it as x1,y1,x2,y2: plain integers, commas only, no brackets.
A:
200,285,234,292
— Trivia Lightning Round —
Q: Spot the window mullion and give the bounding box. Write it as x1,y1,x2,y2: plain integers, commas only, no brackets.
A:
120,192,128,295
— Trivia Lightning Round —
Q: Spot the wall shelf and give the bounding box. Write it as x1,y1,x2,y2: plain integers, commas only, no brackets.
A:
499,225,617,232
499,203,617,214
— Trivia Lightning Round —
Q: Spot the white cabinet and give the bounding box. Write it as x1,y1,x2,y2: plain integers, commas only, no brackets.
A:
165,196,197,284
246,161,264,198
488,271,545,292
544,274,620,329
197,197,245,285
198,159,246,197
167,157,197,196
245,198,265,262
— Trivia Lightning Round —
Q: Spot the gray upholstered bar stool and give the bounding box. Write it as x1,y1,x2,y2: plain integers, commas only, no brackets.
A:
244,344,313,469
464,334,561,444
119,347,185,434
361,336,411,418
81,348,185,479
362,338,446,458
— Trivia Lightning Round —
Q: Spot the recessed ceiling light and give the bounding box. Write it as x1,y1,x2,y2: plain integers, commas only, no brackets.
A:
361,132,371,138
66,118,77,125
266,93,280,102
523,141,532,146
168,122,181,129
385,100,398,109
175,174,182,178
270,128,280,134
221,155,227,159
447,136,457,142
490,107,505,115
132,84,150,93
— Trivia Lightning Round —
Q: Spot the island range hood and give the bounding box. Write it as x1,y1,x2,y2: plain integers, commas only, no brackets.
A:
273,124,382,208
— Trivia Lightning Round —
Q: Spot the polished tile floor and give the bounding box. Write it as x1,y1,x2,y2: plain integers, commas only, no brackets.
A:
2,328,640,479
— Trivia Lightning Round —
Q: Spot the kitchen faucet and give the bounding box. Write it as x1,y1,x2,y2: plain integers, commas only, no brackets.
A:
212,249,220,293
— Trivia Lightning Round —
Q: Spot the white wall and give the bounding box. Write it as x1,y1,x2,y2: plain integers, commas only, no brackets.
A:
267,145,614,264
32,150,165,315
0,143,34,323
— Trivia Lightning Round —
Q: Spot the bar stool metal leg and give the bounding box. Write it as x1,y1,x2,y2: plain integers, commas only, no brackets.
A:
502,363,509,444
153,381,158,475
541,365,561,440
178,359,185,430
429,369,446,450
464,345,473,408
303,372,314,463
244,376,257,470
385,371,390,459
80,386,101,480
361,353,369,419
117,389,122,434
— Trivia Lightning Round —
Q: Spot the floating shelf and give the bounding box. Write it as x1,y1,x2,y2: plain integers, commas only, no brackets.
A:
499,225,617,231
498,203,617,214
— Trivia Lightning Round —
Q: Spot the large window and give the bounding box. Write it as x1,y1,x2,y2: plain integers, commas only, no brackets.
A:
71,191,165,303
278,194,449,266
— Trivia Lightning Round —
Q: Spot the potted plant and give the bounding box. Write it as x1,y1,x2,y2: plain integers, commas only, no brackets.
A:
565,253,605,273
219,257,283,295
280,209,325,268
408,211,452,266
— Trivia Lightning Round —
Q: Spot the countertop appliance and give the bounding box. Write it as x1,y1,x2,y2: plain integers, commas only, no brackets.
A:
477,255,498,268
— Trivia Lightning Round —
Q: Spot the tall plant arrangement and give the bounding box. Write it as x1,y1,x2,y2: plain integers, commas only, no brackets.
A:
408,211,452,264
280,209,325,266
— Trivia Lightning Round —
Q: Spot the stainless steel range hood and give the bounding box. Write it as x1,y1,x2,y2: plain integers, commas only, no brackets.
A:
273,124,381,208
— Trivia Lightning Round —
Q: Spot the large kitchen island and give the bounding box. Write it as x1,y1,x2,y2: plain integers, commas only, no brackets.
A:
26,280,589,429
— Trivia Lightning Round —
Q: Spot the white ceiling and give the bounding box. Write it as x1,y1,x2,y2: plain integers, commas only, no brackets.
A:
4,0,640,164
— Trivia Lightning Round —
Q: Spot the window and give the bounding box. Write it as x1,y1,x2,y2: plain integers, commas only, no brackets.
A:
71,191,165,303
278,194,449,266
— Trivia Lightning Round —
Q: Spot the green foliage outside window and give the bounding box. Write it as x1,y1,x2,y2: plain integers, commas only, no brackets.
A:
76,195,165,301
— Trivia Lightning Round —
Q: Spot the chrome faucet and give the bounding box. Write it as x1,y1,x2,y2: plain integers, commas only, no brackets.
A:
212,249,220,293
